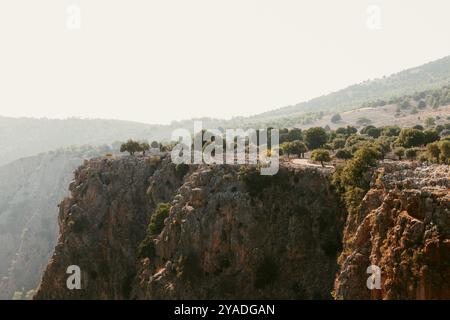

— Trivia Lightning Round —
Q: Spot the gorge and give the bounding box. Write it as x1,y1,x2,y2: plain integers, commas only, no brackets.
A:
33,154,449,299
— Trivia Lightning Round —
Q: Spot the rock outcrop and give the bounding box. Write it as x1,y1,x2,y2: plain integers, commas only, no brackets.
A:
35,156,346,299
137,164,344,299
335,162,450,299
34,156,449,300
34,156,188,299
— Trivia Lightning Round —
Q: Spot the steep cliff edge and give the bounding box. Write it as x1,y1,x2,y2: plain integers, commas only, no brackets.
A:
335,163,450,299
35,156,345,299
34,156,449,300
34,156,188,299
136,164,344,299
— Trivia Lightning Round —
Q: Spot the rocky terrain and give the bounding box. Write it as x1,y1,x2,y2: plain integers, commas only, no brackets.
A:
34,156,188,299
137,163,344,299
35,156,346,299
0,148,103,299
335,162,449,299
33,156,449,300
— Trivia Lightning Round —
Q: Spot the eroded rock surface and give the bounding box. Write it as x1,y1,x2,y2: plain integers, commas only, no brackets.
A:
137,164,344,299
335,163,450,299
34,157,449,300
35,156,345,299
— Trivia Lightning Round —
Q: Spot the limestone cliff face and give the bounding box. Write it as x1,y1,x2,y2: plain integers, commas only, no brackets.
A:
35,156,345,299
335,163,450,299
0,148,102,300
34,156,449,300
137,164,344,299
34,156,187,299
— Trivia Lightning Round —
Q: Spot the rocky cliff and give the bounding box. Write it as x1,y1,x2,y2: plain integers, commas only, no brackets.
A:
335,162,450,299
34,156,188,299
34,157,449,300
0,147,103,299
35,156,346,299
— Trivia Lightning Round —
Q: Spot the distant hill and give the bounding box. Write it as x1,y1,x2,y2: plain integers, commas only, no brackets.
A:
248,55,450,122
1,55,450,165
0,117,171,166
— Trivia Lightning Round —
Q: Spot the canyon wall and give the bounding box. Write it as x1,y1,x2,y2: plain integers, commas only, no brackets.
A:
0,149,101,299
335,163,449,299
35,156,345,299
34,156,449,300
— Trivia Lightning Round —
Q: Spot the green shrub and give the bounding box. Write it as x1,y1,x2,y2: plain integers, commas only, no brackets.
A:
335,148,352,160
394,147,405,160
381,126,401,137
331,113,342,123
280,141,307,158
439,140,450,164
332,144,384,223
304,127,328,150
405,148,418,160
120,139,141,155
418,152,429,163
336,126,357,137
397,128,425,148
427,142,441,163
332,138,346,150
311,149,331,167
423,130,440,145
148,203,171,235
137,235,156,258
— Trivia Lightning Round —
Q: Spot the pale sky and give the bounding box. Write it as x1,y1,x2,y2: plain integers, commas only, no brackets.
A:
1,0,450,125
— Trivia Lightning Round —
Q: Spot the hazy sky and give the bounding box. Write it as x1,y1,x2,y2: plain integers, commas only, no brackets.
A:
1,0,450,125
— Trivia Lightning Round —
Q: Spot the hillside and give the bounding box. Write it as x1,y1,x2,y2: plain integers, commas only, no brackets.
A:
304,104,450,131
1,56,450,167
0,146,105,299
247,55,450,122
0,117,170,166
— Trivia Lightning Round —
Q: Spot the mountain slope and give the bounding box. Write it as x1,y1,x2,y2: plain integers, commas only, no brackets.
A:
249,55,450,122
0,147,104,299
1,55,450,167
0,117,170,166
